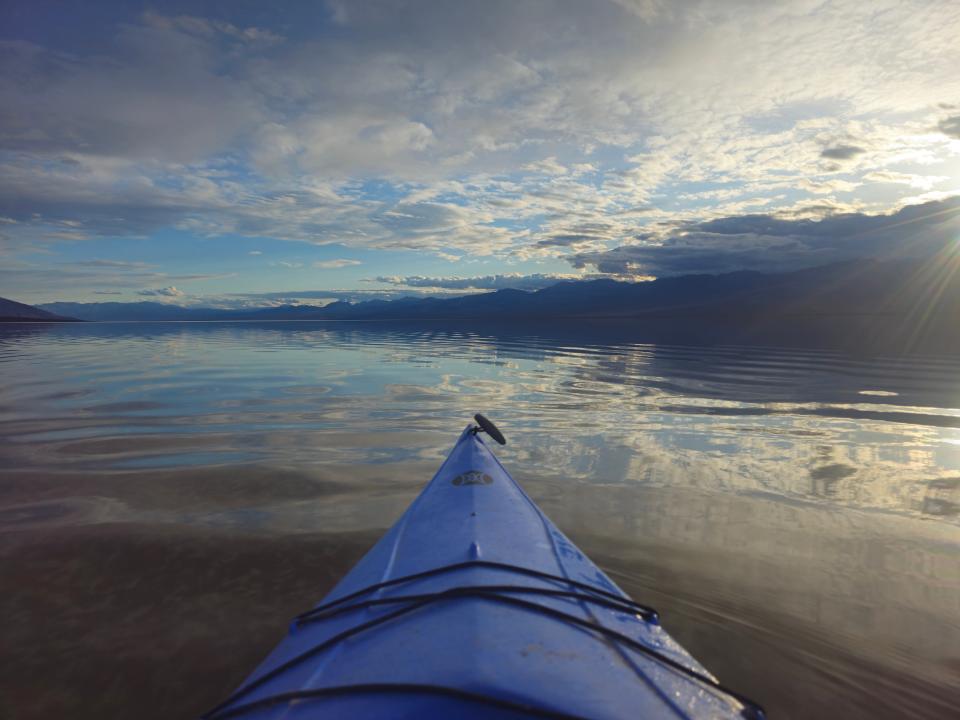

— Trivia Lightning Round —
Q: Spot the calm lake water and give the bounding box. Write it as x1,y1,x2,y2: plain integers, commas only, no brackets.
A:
1,321,958,719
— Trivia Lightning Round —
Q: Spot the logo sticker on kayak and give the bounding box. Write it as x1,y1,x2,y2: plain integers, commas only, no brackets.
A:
452,470,493,486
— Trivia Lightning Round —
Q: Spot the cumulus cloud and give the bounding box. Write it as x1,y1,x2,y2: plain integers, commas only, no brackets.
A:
571,196,960,276
137,286,185,297
863,171,947,190
523,157,569,176
313,258,362,269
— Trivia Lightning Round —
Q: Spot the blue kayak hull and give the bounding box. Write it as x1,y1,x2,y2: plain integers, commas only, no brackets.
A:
205,426,761,719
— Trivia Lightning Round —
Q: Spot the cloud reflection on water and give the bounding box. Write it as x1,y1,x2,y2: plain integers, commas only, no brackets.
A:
1,320,959,719
2,321,960,522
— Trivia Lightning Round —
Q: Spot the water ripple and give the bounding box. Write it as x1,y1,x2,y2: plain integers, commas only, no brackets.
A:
2,321,959,719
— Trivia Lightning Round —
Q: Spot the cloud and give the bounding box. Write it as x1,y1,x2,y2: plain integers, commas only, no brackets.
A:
523,157,568,176
313,258,362,269
0,257,234,302
248,250,262,255
76,259,154,269
0,30,262,163
136,286,185,297
167,273,235,282
534,221,622,249
570,196,960,276
2,1,960,282
938,115,960,139
820,145,866,160
225,287,469,306
142,11,283,46
608,0,666,22
863,171,947,190
374,273,585,291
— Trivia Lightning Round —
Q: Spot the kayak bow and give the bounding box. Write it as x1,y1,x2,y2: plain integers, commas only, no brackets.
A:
205,416,763,719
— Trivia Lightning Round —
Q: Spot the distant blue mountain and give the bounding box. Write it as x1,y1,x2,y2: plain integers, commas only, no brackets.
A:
0,296,78,322
36,301,241,322
38,259,960,328
314,259,960,324
35,300,351,322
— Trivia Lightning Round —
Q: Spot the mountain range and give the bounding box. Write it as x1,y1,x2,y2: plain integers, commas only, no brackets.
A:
6,258,957,352
34,258,957,317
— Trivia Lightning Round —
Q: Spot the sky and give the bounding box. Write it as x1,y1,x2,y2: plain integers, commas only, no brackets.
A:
1,0,959,307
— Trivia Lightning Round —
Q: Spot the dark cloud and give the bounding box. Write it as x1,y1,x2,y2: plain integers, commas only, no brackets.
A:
571,196,960,276
939,115,960,139
820,145,866,160
375,273,582,291
0,24,261,161
534,221,618,248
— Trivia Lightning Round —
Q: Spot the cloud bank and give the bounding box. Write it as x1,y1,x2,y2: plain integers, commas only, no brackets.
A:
571,197,960,276
374,273,586,291
137,286,185,298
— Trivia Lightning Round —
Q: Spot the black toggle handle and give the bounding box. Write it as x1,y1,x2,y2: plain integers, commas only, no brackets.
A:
473,413,506,445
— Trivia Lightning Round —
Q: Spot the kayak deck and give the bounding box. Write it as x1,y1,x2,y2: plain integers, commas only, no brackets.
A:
205,424,763,719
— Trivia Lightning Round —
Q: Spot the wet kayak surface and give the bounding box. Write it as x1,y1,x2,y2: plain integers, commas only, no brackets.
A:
207,426,760,719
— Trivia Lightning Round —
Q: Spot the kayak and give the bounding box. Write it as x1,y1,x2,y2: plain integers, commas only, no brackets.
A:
204,415,763,719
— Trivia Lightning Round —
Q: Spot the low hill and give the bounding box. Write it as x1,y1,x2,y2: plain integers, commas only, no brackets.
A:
0,296,78,322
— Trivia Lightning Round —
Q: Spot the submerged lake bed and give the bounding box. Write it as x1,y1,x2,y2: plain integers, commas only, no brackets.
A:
1,321,958,719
